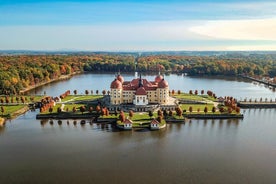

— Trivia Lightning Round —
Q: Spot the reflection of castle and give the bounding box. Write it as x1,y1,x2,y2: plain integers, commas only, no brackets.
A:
110,74,169,105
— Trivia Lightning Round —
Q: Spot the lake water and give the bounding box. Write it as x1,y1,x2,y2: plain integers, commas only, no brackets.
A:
0,73,275,184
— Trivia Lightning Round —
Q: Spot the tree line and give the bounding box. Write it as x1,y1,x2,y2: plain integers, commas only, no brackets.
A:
1,53,275,95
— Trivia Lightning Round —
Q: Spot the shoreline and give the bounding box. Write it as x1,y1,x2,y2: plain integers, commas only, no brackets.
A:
0,117,5,126
19,72,82,94
10,106,30,119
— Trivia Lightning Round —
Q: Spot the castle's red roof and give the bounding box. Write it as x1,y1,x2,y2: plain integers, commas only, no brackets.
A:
158,79,169,88
151,119,159,124
117,75,124,83
155,75,163,83
124,119,133,124
111,76,169,90
136,87,147,95
110,79,122,89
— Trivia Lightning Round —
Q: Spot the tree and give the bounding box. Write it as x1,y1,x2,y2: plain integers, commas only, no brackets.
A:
204,106,208,114
235,107,241,114
49,107,53,114
73,90,77,95
85,90,89,95
219,107,224,114
96,90,99,95
228,107,233,114
189,90,193,95
21,96,25,104
189,106,193,114
101,107,107,116
175,107,183,117
119,111,125,122
129,110,134,119
171,90,175,96
195,90,198,95
212,106,216,114
96,105,101,113
57,107,62,113
148,110,153,118
157,109,163,117
102,90,106,96
106,109,110,116
72,106,77,113
163,110,168,118
169,110,173,116
177,90,181,95
201,90,204,95
80,106,86,114
156,116,162,123
89,106,93,113
1,106,4,115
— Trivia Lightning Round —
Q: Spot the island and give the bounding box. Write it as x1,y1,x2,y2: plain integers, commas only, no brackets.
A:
34,74,243,131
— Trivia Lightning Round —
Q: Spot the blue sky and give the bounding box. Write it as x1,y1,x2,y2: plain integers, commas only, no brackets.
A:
1,0,276,51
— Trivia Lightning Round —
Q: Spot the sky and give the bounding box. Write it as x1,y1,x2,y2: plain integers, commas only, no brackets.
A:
0,0,276,51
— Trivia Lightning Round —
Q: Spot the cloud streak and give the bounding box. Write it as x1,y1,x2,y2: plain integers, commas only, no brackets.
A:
189,18,276,40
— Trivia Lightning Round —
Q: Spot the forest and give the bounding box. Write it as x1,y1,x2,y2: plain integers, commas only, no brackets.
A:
0,53,276,94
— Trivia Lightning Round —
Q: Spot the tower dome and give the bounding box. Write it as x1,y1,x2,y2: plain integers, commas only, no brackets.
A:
117,74,124,83
155,75,163,83
110,79,122,89
158,79,169,88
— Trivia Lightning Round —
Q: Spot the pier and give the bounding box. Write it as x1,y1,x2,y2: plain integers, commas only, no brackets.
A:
240,75,276,88
238,102,276,108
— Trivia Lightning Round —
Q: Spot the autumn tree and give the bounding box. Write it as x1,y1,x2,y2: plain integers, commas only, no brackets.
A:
148,110,153,118
49,107,53,114
119,111,125,122
73,90,77,95
189,106,193,114
204,106,208,114
85,90,89,95
80,106,86,114
171,90,175,96
163,110,168,118
89,106,93,113
1,106,4,115
235,107,241,114
96,105,101,114
175,107,183,117
201,90,204,95
212,106,216,114
169,110,173,116
129,110,134,119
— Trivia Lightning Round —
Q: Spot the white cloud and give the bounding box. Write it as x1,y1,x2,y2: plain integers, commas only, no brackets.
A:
189,18,276,40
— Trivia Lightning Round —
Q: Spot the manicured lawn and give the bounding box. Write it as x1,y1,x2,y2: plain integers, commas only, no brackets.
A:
173,93,216,102
61,95,103,102
0,105,26,117
180,104,215,112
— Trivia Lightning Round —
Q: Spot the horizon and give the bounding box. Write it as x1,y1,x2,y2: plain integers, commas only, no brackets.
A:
1,0,276,51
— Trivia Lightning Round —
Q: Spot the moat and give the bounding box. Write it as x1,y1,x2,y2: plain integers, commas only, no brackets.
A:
0,73,275,184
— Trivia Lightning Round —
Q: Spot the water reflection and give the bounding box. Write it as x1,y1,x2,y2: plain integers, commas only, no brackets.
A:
0,123,5,134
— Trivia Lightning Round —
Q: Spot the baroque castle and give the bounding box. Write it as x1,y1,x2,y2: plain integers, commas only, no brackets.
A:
110,74,169,106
